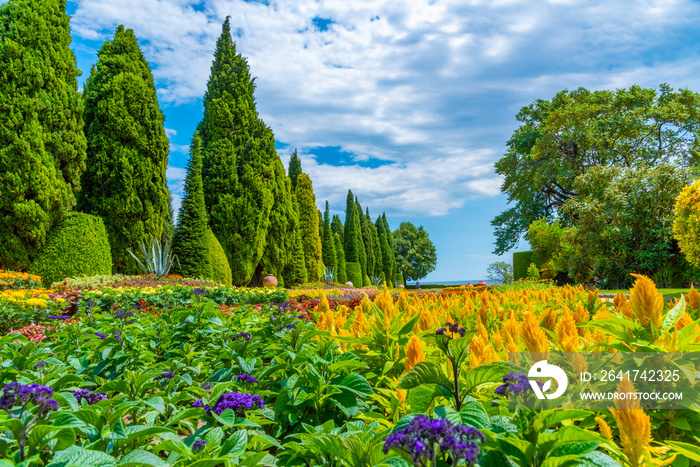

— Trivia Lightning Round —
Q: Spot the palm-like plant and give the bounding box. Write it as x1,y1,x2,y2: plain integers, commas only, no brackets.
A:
127,235,180,279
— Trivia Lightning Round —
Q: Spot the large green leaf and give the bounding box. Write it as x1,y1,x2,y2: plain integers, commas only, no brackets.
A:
49,446,116,467
407,384,446,413
222,430,248,458
459,400,489,429
433,405,461,424
117,450,168,467
397,361,452,392
464,362,511,392
337,373,374,396
662,295,686,331
667,440,700,462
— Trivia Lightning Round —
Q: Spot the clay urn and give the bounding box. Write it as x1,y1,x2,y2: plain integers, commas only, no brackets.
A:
262,274,278,287
466,283,474,287
476,280,488,287
345,281,353,287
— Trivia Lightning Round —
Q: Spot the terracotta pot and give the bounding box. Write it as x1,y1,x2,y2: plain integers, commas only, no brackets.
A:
476,280,488,287
466,283,474,287
262,274,278,287
345,281,353,287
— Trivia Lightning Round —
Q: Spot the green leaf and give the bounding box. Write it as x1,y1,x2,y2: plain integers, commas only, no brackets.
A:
662,295,686,331
143,396,165,415
478,450,518,467
433,405,461,424
237,452,270,466
498,438,536,466
575,451,624,467
117,450,168,467
458,400,489,429
549,442,599,457
337,373,374,396
407,384,445,413
667,440,700,462
533,410,591,432
49,446,117,466
212,409,235,427
397,361,452,392
464,362,511,391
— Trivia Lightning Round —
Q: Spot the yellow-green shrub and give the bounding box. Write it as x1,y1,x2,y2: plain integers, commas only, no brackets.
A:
208,229,232,285
673,179,700,267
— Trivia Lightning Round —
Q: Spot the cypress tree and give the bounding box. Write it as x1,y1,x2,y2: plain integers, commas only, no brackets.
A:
321,201,337,273
381,213,397,282
334,232,346,283
376,215,395,284
296,174,323,281
200,18,292,285
331,214,344,244
79,25,170,273
172,133,212,280
0,0,87,270
344,191,364,268
288,148,302,192
367,208,383,278
163,191,175,243
283,227,308,287
356,198,369,277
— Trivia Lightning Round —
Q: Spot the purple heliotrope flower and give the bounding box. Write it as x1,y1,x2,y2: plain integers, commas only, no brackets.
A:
33,360,49,370
232,332,252,341
114,310,135,320
154,371,174,383
383,415,484,467
192,439,206,453
95,332,107,340
0,383,59,415
236,374,258,384
276,323,296,332
73,389,107,405
495,373,533,398
193,392,264,417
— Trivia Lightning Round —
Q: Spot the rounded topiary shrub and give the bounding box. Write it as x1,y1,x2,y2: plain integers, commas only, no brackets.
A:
208,229,232,285
31,213,112,286
345,262,362,288
673,179,700,268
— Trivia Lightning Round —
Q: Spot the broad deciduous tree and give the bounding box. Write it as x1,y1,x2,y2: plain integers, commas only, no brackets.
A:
393,222,437,286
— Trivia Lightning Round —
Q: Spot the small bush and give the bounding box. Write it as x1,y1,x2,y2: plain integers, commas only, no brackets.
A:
31,213,112,286
208,229,232,285
345,262,362,287
674,179,700,268
526,263,541,279
513,250,536,281
395,273,404,287
0,270,42,291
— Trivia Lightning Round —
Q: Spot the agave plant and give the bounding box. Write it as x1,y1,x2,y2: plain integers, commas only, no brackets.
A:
370,275,383,286
321,266,336,284
127,235,180,279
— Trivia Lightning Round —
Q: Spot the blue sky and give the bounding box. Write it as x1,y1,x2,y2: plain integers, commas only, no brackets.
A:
54,0,700,280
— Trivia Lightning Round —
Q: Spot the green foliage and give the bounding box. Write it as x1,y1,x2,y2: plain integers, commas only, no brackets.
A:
288,148,302,192
513,251,536,281
296,174,323,281
0,0,87,270
366,208,383,278
208,229,232,285
392,222,437,285
333,232,347,284
0,302,56,334
172,133,212,281
343,192,365,269
395,273,404,287
321,266,336,284
30,213,112,286
331,214,344,244
564,164,699,287
321,201,337,271
526,218,577,280
487,261,514,285
127,236,179,279
199,18,294,286
78,25,170,274
492,84,700,254
673,179,700,268
363,274,371,287
282,228,308,287
376,215,396,288
345,262,362,287
526,263,541,279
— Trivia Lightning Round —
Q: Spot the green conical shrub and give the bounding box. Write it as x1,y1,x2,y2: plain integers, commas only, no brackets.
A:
296,174,323,281
31,213,112,286
334,232,347,283
208,229,232,285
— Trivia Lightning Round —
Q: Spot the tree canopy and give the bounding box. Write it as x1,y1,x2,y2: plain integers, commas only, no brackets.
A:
392,222,437,285
492,84,700,254
79,25,170,273
0,0,87,270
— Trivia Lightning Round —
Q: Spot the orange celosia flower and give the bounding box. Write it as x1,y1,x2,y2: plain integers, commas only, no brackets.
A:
404,335,425,371
520,312,549,358
556,310,579,352
685,285,700,310
609,379,675,467
628,274,664,329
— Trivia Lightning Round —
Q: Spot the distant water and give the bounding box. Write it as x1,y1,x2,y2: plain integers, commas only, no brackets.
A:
406,280,495,286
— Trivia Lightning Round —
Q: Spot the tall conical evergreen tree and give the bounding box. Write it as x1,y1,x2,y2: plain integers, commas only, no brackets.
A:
332,214,344,244
367,208,383,278
172,133,212,280
321,201,337,273
296,174,323,281
283,227,308,286
288,149,302,192
355,197,368,278
334,232,346,283
163,191,175,243
0,0,87,270
199,18,294,285
343,191,364,266
376,214,395,284
78,25,170,273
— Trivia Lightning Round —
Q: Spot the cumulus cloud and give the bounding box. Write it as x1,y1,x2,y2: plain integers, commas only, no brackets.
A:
70,0,700,217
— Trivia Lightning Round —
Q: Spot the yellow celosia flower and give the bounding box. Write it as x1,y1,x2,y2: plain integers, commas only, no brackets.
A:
556,310,579,352
595,416,613,441
404,336,425,371
520,312,549,358
25,298,47,307
609,379,675,467
685,285,700,310
629,274,664,328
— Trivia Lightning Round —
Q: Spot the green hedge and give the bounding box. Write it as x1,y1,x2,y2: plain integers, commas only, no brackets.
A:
345,262,362,287
31,213,112,286
395,273,404,286
513,250,537,281
208,229,232,285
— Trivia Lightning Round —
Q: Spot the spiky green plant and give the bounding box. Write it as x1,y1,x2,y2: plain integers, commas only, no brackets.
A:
127,236,180,279
321,266,336,284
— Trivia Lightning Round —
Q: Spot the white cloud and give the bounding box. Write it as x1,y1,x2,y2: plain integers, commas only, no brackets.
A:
70,0,700,217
